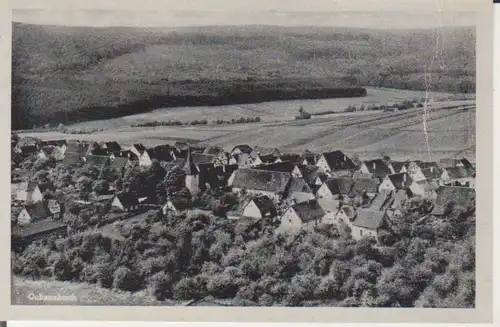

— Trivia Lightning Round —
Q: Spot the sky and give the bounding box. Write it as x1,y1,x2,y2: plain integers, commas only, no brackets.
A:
11,0,476,28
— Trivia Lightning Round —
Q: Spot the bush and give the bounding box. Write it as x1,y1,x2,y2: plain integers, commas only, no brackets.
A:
112,266,142,292
173,276,208,300
149,271,174,300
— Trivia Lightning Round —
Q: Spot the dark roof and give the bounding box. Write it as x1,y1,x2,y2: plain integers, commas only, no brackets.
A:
257,154,278,164
21,201,52,220
192,153,216,165
439,158,473,169
183,148,199,175
362,159,392,178
110,157,129,170
352,209,386,230
203,146,225,156
104,141,122,152
247,196,276,216
13,219,67,238
20,181,39,192
421,167,443,180
390,161,410,173
287,178,313,193
252,146,280,157
114,193,139,207
231,169,292,193
290,200,325,223
323,178,354,195
62,152,84,166
40,146,56,156
231,144,253,154
444,167,474,179
17,137,39,148
90,148,109,156
167,197,190,211
352,178,380,194
302,156,317,165
321,150,357,171
65,142,90,155
41,140,67,147
147,145,174,162
388,173,413,190
432,186,476,215
279,154,302,163
416,161,439,169
132,144,147,155
84,155,110,170
370,189,393,211
254,161,296,173
353,171,373,179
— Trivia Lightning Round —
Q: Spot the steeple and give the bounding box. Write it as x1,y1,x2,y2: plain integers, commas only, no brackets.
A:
183,146,198,175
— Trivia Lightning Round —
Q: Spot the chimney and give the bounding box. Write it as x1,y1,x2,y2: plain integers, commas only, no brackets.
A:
430,166,434,173
403,174,407,182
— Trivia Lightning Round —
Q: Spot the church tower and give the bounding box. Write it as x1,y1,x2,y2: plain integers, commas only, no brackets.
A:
183,146,200,195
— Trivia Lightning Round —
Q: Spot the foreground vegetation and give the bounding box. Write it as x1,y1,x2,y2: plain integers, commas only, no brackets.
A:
12,23,475,129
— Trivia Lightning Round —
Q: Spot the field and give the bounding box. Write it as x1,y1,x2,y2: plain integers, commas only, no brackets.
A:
19,94,476,162
12,23,475,129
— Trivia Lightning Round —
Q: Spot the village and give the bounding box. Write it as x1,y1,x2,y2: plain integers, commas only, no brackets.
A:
11,133,476,248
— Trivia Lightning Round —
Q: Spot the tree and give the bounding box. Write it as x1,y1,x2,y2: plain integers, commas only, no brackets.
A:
149,271,174,300
112,266,142,292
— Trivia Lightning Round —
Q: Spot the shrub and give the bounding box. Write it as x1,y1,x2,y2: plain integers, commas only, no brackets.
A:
149,271,174,300
112,266,142,292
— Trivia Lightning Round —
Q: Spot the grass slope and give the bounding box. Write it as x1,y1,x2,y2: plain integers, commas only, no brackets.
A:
12,23,475,129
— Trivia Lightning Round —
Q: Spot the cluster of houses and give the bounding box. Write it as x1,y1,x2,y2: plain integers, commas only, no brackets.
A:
11,135,476,245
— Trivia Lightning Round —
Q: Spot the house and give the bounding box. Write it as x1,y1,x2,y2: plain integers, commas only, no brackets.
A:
242,196,277,219
379,173,415,193
16,201,53,225
232,152,256,168
90,148,110,156
432,186,475,216
41,139,67,152
292,164,325,184
229,169,292,202
37,146,56,160
83,155,110,175
14,137,39,155
316,178,354,200
407,161,439,181
350,209,388,241
369,189,394,211
278,154,302,164
230,144,253,157
62,152,84,166
65,141,92,157
439,158,474,170
440,167,475,187
389,189,412,216
16,182,44,203
359,159,393,180
277,200,326,234
183,147,201,195
162,198,190,215
353,171,374,180
130,143,147,158
103,141,122,153
12,219,68,245
110,150,138,162
286,178,316,204
192,153,218,166
111,193,140,212
201,164,239,190
301,152,318,166
109,156,131,172
334,206,357,225
415,180,438,199
203,146,231,165
252,154,279,166
388,161,410,174
420,167,443,183
255,161,297,174
317,198,340,224
251,146,281,158
139,146,174,167
316,150,357,176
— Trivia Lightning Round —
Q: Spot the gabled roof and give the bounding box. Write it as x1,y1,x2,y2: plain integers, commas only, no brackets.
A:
104,141,122,152
254,161,296,174
322,178,354,195
432,186,476,215
252,146,280,157
352,209,386,230
287,178,313,193
279,154,302,163
113,193,139,207
40,146,56,156
362,159,392,178
203,146,226,157
65,142,90,155
421,167,443,180
90,148,109,156
352,178,380,195
256,154,278,164
390,161,410,173
320,150,357,171
370,189,394,211
13,219,67,238
290,200,325,223
387,173,413,190
21,201,52,220
84,155,110,170
41,140,67,147
110,157,130,170
192,153,216,165
231,144,253,154
443,166,474,179
132,143,147,155
231,169,292,193
439,158,474,169
183,147,199,175
317,198,338,213
146,145,174,162
247,196,277,216
340,206,357,220
62,152,84,166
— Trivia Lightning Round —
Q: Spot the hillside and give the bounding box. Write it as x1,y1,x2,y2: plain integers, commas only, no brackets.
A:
12,23,475,129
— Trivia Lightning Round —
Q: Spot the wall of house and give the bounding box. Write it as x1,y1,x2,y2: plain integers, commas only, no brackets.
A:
16,190,28,202
409,169,426,182
162,202,178,215
292,166,303,178
31,188,44,203
17,209,31,225
185,174,200,195
351,225,377,241
232,188,281,202
139,154,152,167
242,201,262,219
378,178,396,192
277,209,303,234
316,184,334,200
360,164,370,174
409,183,426,197
322,211,338,224
315,156,330,173
111,197,124,210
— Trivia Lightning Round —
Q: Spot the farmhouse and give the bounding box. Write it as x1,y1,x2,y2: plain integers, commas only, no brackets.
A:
229,169,292,202
359,159,392,179
432,186,476,216
41,140,67,152
109,156,131,171
65,141,92,157
103,141,122,153
369,189,394,211
83,155,110,175
130,143,147,158
14,137,39,155
316,150,357,176
16,182,44,203
286,178,316,204
12,219,68,245
317,198,339,224
277,199,326,234
293,165,326,187
111,193,140,212
242,196,277,219
16,201,53,225
350,209,388,241
278,154,302,164
183,148,201,195
440,167,474,187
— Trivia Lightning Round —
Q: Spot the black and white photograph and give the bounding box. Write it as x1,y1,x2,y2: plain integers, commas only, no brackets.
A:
9,0,481,311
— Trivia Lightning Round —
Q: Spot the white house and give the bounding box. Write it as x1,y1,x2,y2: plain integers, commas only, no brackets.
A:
242,196,277,219
16,182,44,203
350,209,388,241
286,178,316,204
16,201,52,225
359,159,392,180
162,198,189,215
111,193,140,212
229,169,292,202
440,167,474,187
277,200,326,234
379,173,414,193
316,150,357,176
